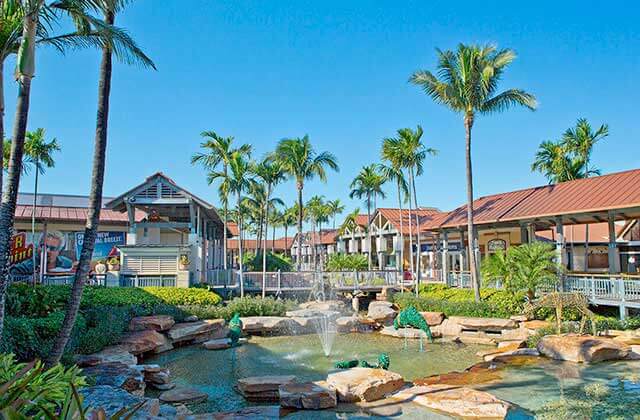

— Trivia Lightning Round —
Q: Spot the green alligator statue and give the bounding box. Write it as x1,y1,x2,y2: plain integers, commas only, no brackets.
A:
393,306,433,342
335,353,390,370
227,313,243,346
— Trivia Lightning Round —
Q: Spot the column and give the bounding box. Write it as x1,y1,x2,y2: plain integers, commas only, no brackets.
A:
458,228,467,271
520,224,529,244
608,211,620,274
555,217,565,267
442,231,449,283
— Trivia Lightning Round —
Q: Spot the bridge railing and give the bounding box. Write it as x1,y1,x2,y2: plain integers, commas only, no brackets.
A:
563,273,640,303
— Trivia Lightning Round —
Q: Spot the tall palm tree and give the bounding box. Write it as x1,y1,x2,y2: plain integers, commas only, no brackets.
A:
23,128,60,284
281,206,297,256
410,43,537,301
275,135,338,270
306,195,324,270
378,157,409,272
253,158,285,296
326,198,345,230
531,140,585,184
191,131,251,271
349,164,386,270
46,0,156,367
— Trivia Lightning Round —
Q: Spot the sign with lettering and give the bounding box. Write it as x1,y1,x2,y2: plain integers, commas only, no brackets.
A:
487,239,507,252
9,233,33,266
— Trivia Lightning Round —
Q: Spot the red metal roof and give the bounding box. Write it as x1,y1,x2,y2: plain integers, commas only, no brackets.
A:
14,205,146,224
377,207,447,234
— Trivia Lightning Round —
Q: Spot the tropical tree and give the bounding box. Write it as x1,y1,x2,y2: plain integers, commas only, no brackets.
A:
306,195,325,270
531,140,585,184
46,0,156,367
339,207,361,259
349,164,386,269
326,198,345,230
410,43,537,301
191,131,251,271
481,242,561,301
253,157,285,297
275,135,338,270
281,205,297,256
23,128,60,283
378,157,409,272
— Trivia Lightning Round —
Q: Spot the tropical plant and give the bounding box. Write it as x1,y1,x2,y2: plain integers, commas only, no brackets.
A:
349,164,386,269
532,140,585,183
275,135,338,270
325,253,368,271
410,43,537,301
252,157,285,297
281,206,297,256
481,242,561,300
306,195,326,270
46,0,156,368
326,199,345,230
191,131,252,270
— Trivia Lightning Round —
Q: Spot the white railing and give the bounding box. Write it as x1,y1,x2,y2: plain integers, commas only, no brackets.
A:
563,274,640,303
447,271,473,289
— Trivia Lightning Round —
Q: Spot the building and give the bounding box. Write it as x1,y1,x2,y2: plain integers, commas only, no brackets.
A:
226,236,295,269
290,229,339,270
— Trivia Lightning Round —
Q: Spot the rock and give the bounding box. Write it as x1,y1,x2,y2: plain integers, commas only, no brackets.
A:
498,339,527,349
279,381,337,409
299,300,346,312
379,326,440,339
510,315,529,322
336,315,359,332
129,315,175,332
326,367,404,402
628,345,640,360
80,385,177,418
167,319,226,344
184,315,199,322
210,406,281,419
434,318,461,336
286,308,341,319
366,301,397,324
140,365,171,385
450,316,517,330
498,327,531,341
159,387,208,404
537,334,630,363
120,330,172,355
203,338,232,350
81,362,145,396
240,316,297,335
151,382,176,390
420,311,445,326
75,345,136,367
484,348,540,362
237,375,296,402
613,334,640,346
391,385,512,418
522,320,551,331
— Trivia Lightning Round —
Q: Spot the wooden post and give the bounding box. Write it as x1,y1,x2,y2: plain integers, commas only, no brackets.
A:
520,224,529,244
608,211,619,274
555,217,565,292
442,231,449,285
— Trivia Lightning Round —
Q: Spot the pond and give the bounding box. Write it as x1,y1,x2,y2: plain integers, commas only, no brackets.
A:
147,333,640,418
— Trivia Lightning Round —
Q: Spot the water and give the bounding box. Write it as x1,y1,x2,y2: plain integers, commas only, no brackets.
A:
313,315,337,357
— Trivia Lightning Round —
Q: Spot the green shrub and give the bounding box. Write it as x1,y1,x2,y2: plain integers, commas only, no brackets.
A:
0,353,86,418
242,252,292,272
325,253,368,271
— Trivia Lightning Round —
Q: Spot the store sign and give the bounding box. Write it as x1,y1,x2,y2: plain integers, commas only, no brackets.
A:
75,232,125,262
9,233,33,266
417,242,462,252
487,239,507,252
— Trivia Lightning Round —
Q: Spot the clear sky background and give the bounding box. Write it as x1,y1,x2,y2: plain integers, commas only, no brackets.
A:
3,0,639,233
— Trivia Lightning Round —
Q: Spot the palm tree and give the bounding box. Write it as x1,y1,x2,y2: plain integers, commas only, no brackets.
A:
192,131,251,271
23,128,60,284
306,195,325,270
46,0,156,367
275,135,338,270
532,140,585,184
281,206,297,256
562,118,608,272
377,158,409,272
339,207,360,258
253,158,285,297
410,43,537,301
326,199,345,230
349,165,386,270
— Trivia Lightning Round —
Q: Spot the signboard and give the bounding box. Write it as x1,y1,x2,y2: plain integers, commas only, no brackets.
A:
75,232,125,262
9,233,33,266
487,239,507,252
416,242,462,252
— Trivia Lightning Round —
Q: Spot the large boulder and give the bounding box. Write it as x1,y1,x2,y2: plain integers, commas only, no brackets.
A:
129,315,175,332
299,300,347,312
80,385,177,418
75,345,136,367
240,316,297,335
367,301,397,324
391,385,512,418
420,311,445,326
537,334,630,363
120,330,172,355
279,381,337,409
237,375,297,402
335,315,376,333
167,319,226,344
286,308,341,319
81,362,146,396
450,316,517,330
326,367,404,402
203,338,232,350
159,387,208,404
484,348,540,362
139,365,171,386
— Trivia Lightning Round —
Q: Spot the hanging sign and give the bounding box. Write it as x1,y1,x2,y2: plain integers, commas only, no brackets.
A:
487,239,507,252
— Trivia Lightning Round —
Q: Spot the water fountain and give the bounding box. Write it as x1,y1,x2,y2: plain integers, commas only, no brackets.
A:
313,314,337,357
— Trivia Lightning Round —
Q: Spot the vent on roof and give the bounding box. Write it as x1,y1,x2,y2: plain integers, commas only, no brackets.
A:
134,184,159,200
160,183,183,199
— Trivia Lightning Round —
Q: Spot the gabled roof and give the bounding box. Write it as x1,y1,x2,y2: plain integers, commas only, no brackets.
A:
376,207,446,234
291,229,339,246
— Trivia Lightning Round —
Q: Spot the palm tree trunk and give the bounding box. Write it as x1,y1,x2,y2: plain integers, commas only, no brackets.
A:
465,116,480,302
367,194,372,270
311,219,317,270
410,167,422,296
583,162,589,272
262,185,270,298
296,182,303,271
397,179,405,274
31,161,39,285
0,4,41,338
271,223,275,253
237,191,245,297
222,165,228,270
0,61,4,195
284,225,288,256
407,176,415,280
46,10,114,367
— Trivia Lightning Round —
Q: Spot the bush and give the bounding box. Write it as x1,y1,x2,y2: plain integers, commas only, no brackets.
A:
242,252,292,272
0,353,86,418
179,296,297,320
325,253,368,271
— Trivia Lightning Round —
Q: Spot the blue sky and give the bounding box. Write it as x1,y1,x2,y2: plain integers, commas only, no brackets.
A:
4,0,639,230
